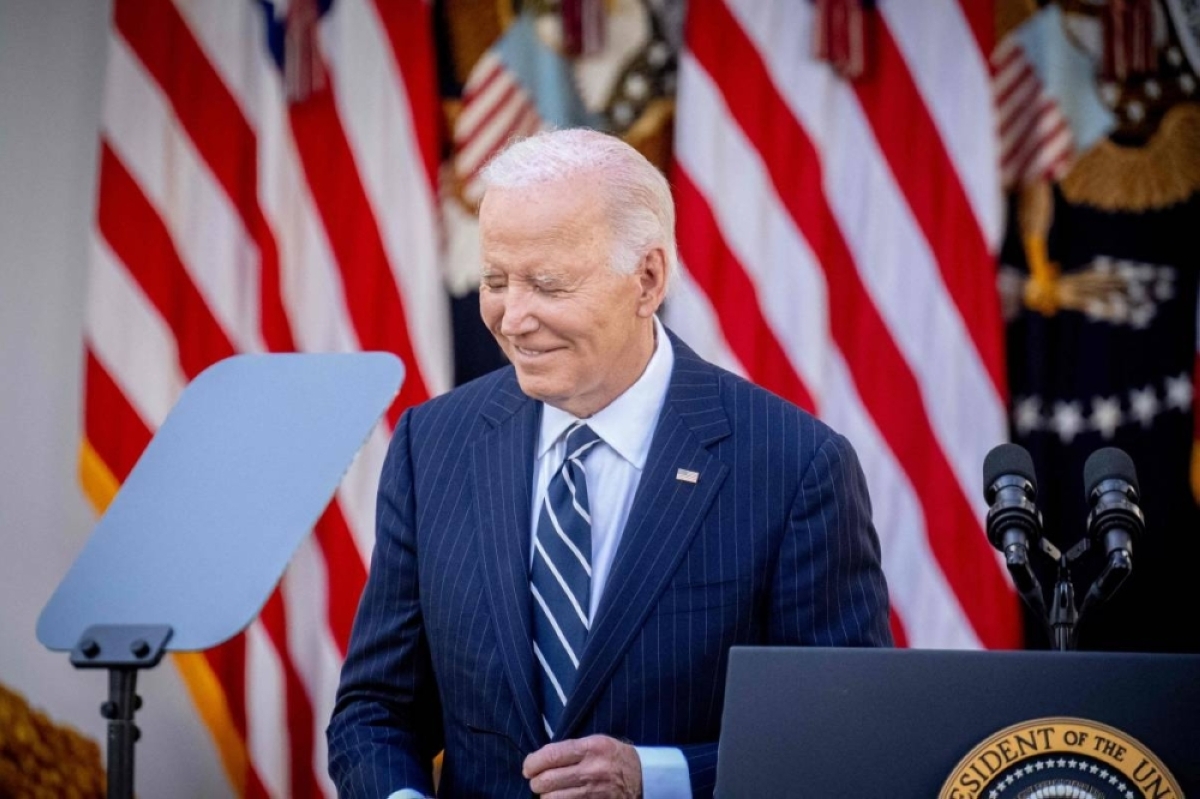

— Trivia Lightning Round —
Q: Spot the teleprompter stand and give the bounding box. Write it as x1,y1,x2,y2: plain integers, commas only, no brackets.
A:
69,625,172,798
39,354,404,798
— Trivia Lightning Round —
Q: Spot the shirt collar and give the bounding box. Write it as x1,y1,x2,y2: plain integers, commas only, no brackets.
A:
537,316,675,469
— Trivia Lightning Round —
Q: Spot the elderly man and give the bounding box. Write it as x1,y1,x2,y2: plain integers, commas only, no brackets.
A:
327,129,891,799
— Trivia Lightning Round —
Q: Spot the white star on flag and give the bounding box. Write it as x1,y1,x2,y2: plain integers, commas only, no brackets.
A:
1129,385,1160,427
1090,395,1123,439
1166,372,1193,411
1015,396,1043,436
1052,400,1085,443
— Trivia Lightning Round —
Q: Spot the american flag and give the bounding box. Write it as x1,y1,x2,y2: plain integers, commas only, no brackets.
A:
665,0,1022,648
80,1,447,797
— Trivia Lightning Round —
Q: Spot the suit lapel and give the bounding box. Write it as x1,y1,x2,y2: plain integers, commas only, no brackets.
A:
472,373,547,750
557,337,732,739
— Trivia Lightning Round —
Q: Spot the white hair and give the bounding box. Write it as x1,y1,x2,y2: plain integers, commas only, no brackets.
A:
479,128,678,290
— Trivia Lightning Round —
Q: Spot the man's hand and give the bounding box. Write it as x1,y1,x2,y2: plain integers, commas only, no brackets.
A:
522,734,643,798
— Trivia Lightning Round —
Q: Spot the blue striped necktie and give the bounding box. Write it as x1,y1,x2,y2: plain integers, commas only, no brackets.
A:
531,422,602,738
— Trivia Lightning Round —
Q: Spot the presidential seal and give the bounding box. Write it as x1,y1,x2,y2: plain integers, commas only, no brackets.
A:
939,717,1184,799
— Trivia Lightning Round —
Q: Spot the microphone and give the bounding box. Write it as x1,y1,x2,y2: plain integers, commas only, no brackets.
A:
983,443,1042,563
1079,447,1144,611
983,444,1046,620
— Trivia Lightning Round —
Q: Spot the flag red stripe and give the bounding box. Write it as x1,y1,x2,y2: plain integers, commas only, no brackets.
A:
690,1,1019,647
465,96,544,186
996,68,1039,124
96,145,237,372
456,80,523,150
370,0,441,189
672,168,817,413
462,57,503,103
1009,113,1070,180
990,41,1022,72
313,504,367,653
113,0,295,355
889,612,909,648
206,635,273,799
83,350,152,484
259,591,321,797
286,88,429,424
1002,96,1058,162
852,17,1006,395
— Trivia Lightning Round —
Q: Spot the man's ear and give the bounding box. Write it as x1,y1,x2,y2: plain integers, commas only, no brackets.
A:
635,247,668,318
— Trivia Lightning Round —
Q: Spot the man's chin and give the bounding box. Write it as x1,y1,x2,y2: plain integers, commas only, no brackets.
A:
513,372,559,404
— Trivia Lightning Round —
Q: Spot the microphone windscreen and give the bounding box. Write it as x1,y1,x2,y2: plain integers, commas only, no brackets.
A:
1083,447,1140,497
982,443,1037,500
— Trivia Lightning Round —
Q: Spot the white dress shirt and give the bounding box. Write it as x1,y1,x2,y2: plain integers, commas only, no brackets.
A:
389,318,690,799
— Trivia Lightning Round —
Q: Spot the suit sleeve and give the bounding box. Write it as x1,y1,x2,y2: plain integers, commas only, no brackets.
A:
327,410,443,798
769,431,893,648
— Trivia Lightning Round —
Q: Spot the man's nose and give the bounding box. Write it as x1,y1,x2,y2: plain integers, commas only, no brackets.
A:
499,288,538,337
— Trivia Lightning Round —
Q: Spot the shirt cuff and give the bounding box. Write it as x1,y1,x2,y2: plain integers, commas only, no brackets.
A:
636,746,692,799
386,790,429,799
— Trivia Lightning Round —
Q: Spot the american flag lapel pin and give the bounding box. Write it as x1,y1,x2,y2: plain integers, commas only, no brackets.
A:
675,468,700,484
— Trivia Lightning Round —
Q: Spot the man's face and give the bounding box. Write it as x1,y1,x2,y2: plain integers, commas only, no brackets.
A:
478,177,662,418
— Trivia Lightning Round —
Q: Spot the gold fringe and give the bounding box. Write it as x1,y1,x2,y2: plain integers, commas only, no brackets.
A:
78,439,119,515
78,440,250,797
1192,439,1200,505
1061,103,1200,213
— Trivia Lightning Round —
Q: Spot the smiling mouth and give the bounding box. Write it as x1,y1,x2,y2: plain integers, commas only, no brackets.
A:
513,345,558,359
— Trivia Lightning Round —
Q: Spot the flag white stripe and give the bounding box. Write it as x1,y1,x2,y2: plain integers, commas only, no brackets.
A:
245,620,290,799
716,5,1005,526
456,82,535,175
876,0,1002,249
335,423,391,564
86,235,186,430
818,352,981,648
105,33,266,356
321,0,452,395
662,266,748,379
675,55,832,402
281,537,341,799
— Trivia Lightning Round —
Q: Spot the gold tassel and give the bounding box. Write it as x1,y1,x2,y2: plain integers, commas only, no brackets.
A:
1192,439,1200,505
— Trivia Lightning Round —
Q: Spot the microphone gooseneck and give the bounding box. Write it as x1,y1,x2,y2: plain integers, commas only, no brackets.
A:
982,443,1047,625
1079,447,1144,614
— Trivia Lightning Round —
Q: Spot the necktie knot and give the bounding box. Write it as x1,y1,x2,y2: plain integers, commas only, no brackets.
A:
565,422,601,460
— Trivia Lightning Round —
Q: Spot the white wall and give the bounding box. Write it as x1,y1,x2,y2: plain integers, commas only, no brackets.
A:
0,0,231,795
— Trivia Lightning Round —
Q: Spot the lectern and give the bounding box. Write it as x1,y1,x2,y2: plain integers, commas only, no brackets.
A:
716,647,1200,798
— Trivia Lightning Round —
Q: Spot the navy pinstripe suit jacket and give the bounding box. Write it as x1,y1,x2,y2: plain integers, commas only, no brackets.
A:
327,332,891,798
